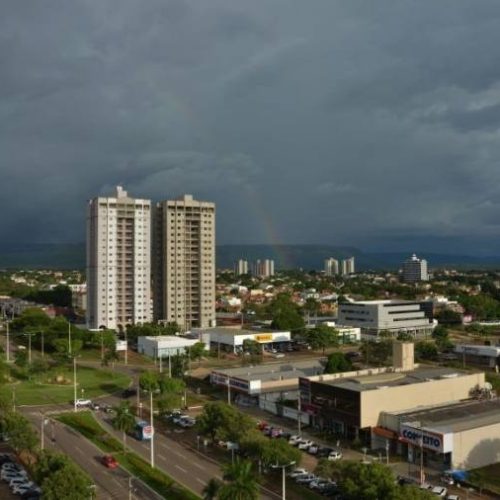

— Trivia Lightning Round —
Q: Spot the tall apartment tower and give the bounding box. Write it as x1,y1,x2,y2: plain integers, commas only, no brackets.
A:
341,257,355,276
402,254,428,283
153,195,215,330
234,259,249,276
86,186,152,330
253,259,275,278
324,258,339,276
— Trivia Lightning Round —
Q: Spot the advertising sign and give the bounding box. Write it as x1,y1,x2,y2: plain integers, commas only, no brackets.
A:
254,334,273,342
116,340,127,352
400,423,453,453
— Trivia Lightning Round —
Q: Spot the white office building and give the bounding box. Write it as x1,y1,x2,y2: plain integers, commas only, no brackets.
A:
341,257,355,276
153,195,216,330
324,258,339,276
338,300,435,338
86,186,152,330
402,254,428,283
138,335,200,358
253,259,275,278
234,259,249,276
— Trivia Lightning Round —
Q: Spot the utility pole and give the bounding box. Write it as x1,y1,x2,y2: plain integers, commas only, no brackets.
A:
159,354,163,374
227,377,231,405
12,387,16,412
273,461,295,500
168,353,171,378
128,477,133,500
124,330,128,365
100,331,104,364
419,435,424,485
297,396,302,436
150,390,155,468
73,356,77,412
5,320,10,363
28,333,32,365
40,413,45,450
68,321,72,356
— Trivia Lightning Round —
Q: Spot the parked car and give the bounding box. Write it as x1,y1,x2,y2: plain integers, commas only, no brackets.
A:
298,439,314,450
288,435,302,446
101,455,118,469
317,447,334,458
90,402,100,411
278,432,291,441
74,399,92,407
288,468,308,478
99,403,113,413
309,478,327,489
431,486,447,497
172,414,188,425
12,484,36,495
270,428,283,438
179,416,196,428
256,420,268,430
308,444,320,455
328,450,343,461
296,474,317,485
440,474,454,485
445,495,460,500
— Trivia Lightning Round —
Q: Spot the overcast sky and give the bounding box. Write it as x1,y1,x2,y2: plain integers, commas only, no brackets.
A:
2,0,500,254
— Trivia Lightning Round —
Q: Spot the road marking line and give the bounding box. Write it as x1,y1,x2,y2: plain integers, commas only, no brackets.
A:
158,454,166,460
193,462,205,471
112,478,122,488
175,451,187,459
175,465,187,473
196,478,206,485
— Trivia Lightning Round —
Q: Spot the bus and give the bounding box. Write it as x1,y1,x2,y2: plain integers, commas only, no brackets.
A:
134,421,153,441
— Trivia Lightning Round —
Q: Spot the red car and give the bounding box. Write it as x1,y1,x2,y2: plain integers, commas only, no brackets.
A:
102,455,118,469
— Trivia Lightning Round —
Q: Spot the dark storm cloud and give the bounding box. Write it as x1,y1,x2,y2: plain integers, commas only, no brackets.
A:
2,0,500,253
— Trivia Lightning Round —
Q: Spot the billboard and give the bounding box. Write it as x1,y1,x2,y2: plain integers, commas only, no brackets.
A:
400,423,453,453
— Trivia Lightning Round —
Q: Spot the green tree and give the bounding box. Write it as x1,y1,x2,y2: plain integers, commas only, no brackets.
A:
40,458,93,500
337,461,397,500
415,341,438,361
14,349,28,368
324,352,353,374
4,412,38,453
203,478,222,500
360,339,393,366
157,376,186,413
260,437,301,468
113,401,136,451
242,339,262,356
306,325,339,354
303,298,320,317
269,294,305,333
10,307,51,332
218,460,259,500
190,342,206,365
139,370,159,392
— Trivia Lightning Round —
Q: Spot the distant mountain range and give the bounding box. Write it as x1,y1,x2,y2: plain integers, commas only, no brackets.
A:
1,242,500,271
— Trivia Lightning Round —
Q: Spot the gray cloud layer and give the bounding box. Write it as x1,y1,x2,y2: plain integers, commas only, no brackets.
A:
2,0,500,254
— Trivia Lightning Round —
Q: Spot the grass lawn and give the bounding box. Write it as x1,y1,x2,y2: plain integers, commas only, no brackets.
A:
56,411,199,499
0,365,131,406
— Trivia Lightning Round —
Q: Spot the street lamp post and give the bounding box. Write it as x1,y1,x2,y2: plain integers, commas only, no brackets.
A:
73,356,78,412
68,321,72,356
5,320,10,363
150,390,155,468
273,461,296,500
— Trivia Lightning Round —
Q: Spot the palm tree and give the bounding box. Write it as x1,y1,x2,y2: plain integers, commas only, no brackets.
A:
218,461,259,500
113,401,136,452
202,478,222,500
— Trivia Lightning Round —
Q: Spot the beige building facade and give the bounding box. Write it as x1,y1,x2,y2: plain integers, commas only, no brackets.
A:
86,186,151,330
153,194,215,330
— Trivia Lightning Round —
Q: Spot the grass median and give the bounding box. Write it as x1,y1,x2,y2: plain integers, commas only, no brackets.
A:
56,411,199,499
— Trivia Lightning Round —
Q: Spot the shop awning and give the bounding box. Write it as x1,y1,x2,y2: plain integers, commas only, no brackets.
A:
372,426,398,439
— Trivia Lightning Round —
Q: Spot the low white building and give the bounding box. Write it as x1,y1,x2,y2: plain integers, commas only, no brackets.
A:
454,344,500,368
137,336,200,358
193,327,291,353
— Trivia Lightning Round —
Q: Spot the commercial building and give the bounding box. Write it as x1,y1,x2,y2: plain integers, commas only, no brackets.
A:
86,186,152,330
454,344,500,368
310,322,361,343
137,335,200,358
376,397,500,471
341,257,355,276
324,258,339,276
402,254,429,283
253,259,275,278
338,300,435,338
234,259,249,275
153,194,216,330
299,343,485,441
194,327,291,353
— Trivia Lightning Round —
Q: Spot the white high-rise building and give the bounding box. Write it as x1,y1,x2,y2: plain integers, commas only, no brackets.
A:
402,254,428,283
153,195,216,330
341,257,355,276
86,186,152,330
234,259,249,275
253,259,275,278
324,258,339,276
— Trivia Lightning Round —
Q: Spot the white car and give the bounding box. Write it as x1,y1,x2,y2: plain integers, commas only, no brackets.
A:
12,484,38,495
307,444,320,455
179,416,196,428
1,469,27,481
74,399,92,407
298,439,314,450
328,450,343,461
445,496,460,500
288,435,302,446
10,478,33,488
296,474,317,485
288,468,308,478
431,486,447,497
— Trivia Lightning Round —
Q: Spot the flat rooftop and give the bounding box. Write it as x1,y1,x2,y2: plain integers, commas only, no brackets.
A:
212,359,325,383
321,366,472,392
345,300,429,305
389,399,500,433
193,327,288,337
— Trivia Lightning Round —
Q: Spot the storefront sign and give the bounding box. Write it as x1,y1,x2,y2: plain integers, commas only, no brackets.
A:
400,424,453,453
210,373,250,392
254,334,273,342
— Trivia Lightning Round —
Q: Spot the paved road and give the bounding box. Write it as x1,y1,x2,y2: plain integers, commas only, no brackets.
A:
23,410,162,500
